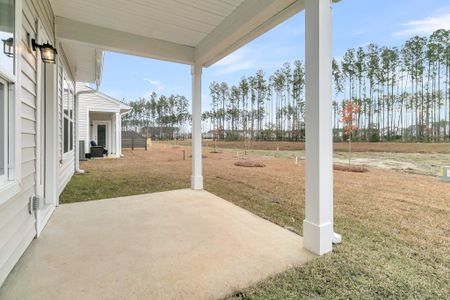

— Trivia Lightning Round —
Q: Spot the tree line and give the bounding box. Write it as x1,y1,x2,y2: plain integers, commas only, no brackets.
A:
122,92,190,139
203,29,450,142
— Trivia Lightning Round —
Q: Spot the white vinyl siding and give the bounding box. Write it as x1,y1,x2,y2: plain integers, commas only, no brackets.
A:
0,0,56,286
77,84,129,155
0,80,7,184
57,56,75,194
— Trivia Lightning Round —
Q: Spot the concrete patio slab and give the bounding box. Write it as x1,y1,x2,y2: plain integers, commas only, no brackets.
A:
0,189,315,300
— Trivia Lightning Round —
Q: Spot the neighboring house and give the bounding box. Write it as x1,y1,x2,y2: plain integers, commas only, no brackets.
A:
77,84,131,158
0,0,337,288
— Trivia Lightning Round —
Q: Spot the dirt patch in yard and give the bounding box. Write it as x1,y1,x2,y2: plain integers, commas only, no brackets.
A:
334,157,415,171
234,160,266,167
333,164,369,172
333,151,449,176
165,140,450,153
167,141,450,177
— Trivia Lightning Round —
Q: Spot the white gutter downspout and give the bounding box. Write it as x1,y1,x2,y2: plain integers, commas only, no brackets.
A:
74,84,99,174
74,50,103,173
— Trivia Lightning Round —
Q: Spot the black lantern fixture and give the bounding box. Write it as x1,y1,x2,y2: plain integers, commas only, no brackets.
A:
32,39,57,64
2,38,14,58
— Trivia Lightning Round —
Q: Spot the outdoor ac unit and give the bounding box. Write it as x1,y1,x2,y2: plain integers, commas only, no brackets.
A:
79,140,87,161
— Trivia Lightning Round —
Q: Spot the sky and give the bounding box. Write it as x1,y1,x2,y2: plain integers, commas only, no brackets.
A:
99,0,450,111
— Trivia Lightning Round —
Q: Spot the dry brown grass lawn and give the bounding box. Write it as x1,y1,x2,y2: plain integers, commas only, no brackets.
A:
61,144,450,299
170,140,450,153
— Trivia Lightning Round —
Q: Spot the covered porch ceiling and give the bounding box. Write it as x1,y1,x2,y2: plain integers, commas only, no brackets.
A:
51,0,306,82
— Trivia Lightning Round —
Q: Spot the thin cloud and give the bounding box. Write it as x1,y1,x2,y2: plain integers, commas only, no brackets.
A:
393,12,450,37
143,78,164,94
212,45,290,76
144,78,160,85
213,47,257,75
357,42,370,48
352,30,365,37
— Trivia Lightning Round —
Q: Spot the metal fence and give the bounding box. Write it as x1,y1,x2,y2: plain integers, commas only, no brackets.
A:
122,131,147,150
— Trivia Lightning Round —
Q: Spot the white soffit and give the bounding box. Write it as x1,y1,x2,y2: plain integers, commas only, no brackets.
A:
51,0,245,47
61,40,103,85
52,0,304,67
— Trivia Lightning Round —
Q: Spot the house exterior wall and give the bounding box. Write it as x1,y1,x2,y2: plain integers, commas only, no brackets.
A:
0,0,78,285
57,54,76,195
0,0,55,285
78,87,127,156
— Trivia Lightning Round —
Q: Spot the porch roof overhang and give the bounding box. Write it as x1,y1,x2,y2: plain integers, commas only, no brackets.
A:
51,0,307,84
60,40,104,86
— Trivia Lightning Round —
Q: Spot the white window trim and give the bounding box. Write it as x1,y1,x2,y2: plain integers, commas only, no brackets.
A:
0,77,8,185
0,0,22,206
0,67,15,85
62,74,74,161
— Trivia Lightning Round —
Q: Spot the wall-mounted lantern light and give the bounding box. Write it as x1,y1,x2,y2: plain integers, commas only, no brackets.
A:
32,39,57,64
2,38,14,58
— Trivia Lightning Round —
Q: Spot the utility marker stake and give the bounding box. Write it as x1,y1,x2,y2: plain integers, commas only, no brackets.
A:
182,150,186,161
295,156,298,164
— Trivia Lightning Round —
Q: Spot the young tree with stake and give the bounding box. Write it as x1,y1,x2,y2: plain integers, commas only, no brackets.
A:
341,101,360,168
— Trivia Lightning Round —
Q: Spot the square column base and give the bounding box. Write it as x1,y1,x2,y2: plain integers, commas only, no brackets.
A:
303,220,333,255
191,176,203,190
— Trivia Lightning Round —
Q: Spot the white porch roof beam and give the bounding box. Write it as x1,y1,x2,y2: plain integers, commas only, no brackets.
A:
195,0,303,67
55,17,195,65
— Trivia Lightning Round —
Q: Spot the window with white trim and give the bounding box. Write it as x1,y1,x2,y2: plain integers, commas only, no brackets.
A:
0,79,8,185
62,75,74,154
0,0,15,76
0,0,15,186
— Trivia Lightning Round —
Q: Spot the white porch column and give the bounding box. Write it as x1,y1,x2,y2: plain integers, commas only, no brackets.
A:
191,64,203,190
303,0,334,255
115,112,121,158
